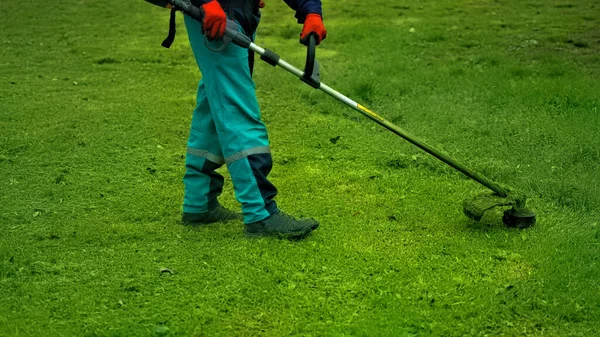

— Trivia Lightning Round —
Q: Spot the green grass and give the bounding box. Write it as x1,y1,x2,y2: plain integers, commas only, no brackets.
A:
1,0,599,335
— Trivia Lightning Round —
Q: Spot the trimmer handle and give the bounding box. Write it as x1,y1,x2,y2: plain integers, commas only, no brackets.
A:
153,0,252,48
222,19,252,48
301,33,321,88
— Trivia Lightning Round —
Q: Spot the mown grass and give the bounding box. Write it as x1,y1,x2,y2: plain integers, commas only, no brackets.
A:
1,0,599,336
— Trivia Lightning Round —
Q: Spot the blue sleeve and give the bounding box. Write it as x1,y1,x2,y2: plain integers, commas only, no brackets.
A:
283,0,323,23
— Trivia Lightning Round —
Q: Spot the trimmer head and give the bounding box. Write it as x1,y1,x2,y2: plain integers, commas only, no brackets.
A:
462,192,536,229
502,208,536,229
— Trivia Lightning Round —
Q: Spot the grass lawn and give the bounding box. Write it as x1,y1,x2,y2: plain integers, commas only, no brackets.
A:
1,0,599,335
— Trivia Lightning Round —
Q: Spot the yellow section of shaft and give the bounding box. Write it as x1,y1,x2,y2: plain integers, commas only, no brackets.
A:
357,104,385,123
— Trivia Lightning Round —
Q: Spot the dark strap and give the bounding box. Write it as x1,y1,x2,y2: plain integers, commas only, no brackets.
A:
248,49,255,76
161,8,177,48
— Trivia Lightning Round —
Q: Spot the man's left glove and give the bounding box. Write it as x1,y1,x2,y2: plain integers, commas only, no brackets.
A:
300,14,327,46
200,0,227,40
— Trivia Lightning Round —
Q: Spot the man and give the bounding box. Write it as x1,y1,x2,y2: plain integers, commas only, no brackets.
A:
181,0,327,239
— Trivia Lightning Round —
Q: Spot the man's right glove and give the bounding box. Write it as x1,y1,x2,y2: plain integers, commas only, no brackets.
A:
200,0,227,40
300,14,327,46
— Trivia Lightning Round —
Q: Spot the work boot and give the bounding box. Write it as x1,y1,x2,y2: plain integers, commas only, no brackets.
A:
244,211,319,239
182,203,242,226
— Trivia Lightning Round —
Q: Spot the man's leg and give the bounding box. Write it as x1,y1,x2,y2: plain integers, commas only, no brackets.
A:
182,80,227,215
184,15,318,238
184,15,278,224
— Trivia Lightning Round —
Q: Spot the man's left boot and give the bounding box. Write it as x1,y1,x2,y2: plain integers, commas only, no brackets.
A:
182,202,242,226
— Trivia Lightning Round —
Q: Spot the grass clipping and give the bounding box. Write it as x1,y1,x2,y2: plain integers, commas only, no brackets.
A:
462,192,521,221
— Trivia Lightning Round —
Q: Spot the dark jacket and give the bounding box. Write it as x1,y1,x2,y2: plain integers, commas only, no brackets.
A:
282,0,323,22
193,0,322,22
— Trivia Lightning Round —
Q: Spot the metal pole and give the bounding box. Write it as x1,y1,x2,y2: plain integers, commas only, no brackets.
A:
248,43,510,197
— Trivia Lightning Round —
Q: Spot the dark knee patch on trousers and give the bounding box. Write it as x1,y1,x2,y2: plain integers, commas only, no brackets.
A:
201,159,225,204
247,153,278,214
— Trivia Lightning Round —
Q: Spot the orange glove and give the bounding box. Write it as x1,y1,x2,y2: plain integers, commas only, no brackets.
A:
300,14,327,45
201,1,227,40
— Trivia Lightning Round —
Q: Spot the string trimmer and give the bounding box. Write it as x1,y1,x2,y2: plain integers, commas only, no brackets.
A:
145,0,537,229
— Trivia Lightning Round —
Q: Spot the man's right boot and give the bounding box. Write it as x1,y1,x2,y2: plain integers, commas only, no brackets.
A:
244,211,319,239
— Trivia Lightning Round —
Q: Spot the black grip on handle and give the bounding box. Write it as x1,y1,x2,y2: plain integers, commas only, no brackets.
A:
169,0,252,49
224,19,252,48
167,0,203,20
186,4,204,22
304,33,316,79
301,33,321,89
